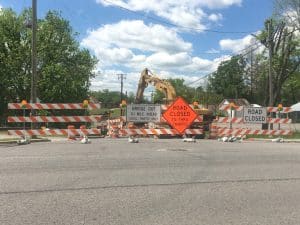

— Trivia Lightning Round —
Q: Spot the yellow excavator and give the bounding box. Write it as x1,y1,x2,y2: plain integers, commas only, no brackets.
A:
134,68,212,115
135,68,176,103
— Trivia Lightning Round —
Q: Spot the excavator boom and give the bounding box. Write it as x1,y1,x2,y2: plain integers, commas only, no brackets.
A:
135,68,176,103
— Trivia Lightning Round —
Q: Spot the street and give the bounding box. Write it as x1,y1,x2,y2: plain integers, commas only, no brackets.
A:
0,139,300,225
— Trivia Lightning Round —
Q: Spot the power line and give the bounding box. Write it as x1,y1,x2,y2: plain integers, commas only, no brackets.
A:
153,30,282,88
102,0,256,34
185,42,264,86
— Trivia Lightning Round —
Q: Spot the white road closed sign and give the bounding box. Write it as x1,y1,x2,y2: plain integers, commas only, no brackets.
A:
243,107,267,124
126,104,161,122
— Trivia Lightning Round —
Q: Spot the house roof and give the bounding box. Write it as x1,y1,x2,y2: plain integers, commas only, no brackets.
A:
291,102,300,111
251,104,262,107
219,98,250,107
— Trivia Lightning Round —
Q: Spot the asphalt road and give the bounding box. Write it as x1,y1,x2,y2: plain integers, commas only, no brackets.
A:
0,139,300,225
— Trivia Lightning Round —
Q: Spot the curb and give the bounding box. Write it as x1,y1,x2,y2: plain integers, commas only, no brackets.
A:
247,138,300,143
0,138,51,145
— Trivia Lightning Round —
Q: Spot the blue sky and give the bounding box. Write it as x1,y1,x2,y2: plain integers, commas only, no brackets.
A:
0,0,273,95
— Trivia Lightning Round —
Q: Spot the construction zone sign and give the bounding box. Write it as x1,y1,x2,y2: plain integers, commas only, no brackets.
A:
163,97,198,134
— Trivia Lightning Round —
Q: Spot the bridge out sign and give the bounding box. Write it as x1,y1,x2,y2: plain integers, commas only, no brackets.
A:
243,107,267,124
126,104,161,122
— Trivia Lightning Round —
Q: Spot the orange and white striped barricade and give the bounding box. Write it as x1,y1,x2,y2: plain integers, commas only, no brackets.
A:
7,102,102,140
215,117,244,124
107,125,120,138
79,127,101,138
67,125,77,140
215,117,292,124
216,128,293,137
106,117,125,138
209,123,219,139
219,105,243,111
7,116,102,123
8,129,101,137
214,105,294,139
118,128,203,137
8,103,101,110
79,125,86,139
267,107,292,113
8,129,69,137
267,118,292,124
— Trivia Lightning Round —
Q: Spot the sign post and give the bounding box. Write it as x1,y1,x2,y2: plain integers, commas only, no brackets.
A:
277,104,283,130
83,99,89,126
21,100,27,132
229,102,237,129
162,97,198,134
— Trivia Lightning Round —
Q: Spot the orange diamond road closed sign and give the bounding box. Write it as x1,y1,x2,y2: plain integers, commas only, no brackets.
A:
163,97,198,134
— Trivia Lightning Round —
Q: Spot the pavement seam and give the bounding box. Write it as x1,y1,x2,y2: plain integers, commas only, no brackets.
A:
1,177,300,195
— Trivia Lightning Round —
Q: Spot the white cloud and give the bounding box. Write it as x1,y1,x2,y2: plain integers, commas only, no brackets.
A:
90,70,144,93
88,54,228,92
146,52,191,68
82,20,191,55
206,48,220,54
96,0,241,31
90,68,212,93
81,20,193,68
219,35,255,53
219,34,266,61
82,20,233,92
283,10,300,31
208,13,223,22
198,0,242,9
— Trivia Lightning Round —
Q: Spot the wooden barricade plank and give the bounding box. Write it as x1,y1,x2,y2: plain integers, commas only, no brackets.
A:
8,103,101,110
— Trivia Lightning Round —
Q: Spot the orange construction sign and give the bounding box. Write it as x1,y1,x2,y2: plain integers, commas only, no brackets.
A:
162,97,198,134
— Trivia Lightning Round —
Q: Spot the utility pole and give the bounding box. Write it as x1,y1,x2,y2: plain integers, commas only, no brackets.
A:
150,90,155,103
118,74,126,116
117,74,126,103
31,0,37,104
250,47,253,100
268,20,274,130
268,20,273,107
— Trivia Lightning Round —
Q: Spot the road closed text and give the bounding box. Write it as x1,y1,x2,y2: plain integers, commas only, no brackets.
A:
243,107,267,124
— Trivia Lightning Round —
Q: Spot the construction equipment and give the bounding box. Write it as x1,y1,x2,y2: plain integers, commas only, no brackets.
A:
135,68,176,103
131,68,215,138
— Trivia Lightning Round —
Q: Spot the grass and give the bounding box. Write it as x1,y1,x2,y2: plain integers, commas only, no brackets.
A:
0,138,18,142
89,107,123,118
245,131,300,139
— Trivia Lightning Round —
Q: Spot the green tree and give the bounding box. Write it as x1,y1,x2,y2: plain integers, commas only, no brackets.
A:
90,89,121,108
0,9,31,124
281,71,300,104
153,78,196,104
208,55,248,99
256,18,300,105
196,87,223,107
126,92,136,104
37,11,97,102
0,9,97,124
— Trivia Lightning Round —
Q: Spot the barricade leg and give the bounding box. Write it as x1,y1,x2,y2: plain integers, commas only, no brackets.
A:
68,125,76,140
209,124,218,139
